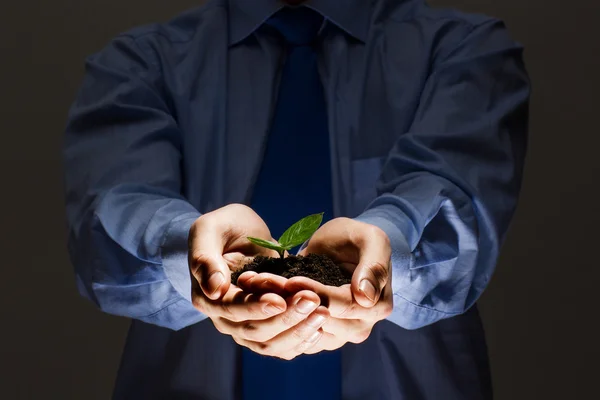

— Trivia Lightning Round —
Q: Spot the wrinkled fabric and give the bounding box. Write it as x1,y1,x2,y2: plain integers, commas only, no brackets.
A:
63,0,529,398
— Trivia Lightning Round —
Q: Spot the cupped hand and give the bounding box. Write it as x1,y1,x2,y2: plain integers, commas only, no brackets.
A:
299,217,393,307
220,272,330,360
188,204,328,359
283,276,392,354
293,217,393,353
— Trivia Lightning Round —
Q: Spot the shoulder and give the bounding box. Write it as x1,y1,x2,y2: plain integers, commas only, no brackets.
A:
123,1,226,47
384,0,500,31
378,0,519,62
87,0,227,69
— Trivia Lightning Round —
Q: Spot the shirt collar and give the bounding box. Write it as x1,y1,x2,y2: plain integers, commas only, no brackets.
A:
228,0,371,46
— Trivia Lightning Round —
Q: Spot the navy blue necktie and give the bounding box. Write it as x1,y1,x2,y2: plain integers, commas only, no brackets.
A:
243,6,341,400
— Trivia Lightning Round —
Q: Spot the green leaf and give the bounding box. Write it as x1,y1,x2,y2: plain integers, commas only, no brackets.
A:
247,237,286,254
278,213,324,249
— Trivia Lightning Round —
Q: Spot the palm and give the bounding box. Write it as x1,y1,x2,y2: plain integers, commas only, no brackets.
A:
299,218,360,277
221,213,280,273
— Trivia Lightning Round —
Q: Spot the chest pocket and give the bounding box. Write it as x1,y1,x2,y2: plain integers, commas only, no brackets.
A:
350,156,387,217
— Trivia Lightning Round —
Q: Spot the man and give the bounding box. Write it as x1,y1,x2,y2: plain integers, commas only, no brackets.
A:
63,0,529,399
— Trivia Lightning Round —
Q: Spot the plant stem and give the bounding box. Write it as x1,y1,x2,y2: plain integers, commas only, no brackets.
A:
278,249,285,259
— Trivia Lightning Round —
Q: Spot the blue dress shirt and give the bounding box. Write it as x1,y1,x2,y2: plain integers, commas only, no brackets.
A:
63,0,529,398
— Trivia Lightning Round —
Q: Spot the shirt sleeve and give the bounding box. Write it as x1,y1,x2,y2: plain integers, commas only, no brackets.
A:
354,19,530,329
63,34,206,330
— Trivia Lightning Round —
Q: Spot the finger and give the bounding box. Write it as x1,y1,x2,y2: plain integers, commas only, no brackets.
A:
195,287,287,322
284,277,353,317
302,331,342,354
237,272,289,297
188,221,231,300
351,227,391,308
234,271,258,288
277,305,329,357
322,317,373,344
321,316,365,338
303,319,374,355
290,327,325,356
216,290,321,342
235,305,330,359
285,276,391,320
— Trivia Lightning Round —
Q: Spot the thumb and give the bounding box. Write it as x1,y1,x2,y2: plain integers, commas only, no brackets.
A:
351,235,391,308
188,224,231,301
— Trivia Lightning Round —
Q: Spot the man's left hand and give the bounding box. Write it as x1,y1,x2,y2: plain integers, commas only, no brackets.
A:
238,217,394,354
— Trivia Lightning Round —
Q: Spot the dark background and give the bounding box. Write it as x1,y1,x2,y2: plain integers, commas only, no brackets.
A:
1,0,598,398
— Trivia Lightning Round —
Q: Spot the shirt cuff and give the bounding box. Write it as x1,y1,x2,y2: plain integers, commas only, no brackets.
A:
159,211,207,330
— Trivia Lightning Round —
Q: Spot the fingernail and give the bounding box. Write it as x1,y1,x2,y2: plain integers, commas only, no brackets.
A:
264,303,285,316
306,313,327,328
306,331,322,343
207,272,225,294
359,279,377,302
296,298,318,314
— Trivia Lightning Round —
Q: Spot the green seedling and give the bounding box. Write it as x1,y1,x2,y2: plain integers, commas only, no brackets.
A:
247,213,324,258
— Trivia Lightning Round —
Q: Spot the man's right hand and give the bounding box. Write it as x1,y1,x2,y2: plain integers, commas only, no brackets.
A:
188,204,329,360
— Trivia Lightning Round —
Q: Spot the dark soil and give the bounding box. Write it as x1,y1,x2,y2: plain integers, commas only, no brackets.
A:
231,254,351,287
